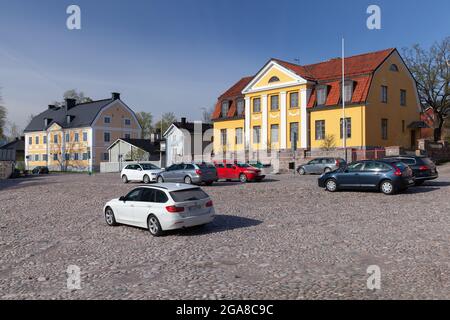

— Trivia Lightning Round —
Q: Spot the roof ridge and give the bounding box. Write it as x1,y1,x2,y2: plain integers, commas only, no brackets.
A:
75,98,112,106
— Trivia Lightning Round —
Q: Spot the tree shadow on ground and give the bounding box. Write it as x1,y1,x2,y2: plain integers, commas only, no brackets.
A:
168,214,263,236
0,175,55,191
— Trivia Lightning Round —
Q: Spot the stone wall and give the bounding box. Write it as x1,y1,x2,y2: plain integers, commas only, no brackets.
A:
0,161,14,180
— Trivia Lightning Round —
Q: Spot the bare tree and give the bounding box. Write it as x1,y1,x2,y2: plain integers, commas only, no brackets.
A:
201,106,215,124
0,89,6,139
403,37,450,141
53,89,93,107
157,112,177,135
136,111,153,139
321,134,336,151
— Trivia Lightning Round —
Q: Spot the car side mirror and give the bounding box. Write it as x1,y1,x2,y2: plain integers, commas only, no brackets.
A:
119,196,126,202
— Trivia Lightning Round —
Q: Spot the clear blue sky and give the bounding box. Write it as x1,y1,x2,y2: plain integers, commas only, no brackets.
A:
1,0,449,129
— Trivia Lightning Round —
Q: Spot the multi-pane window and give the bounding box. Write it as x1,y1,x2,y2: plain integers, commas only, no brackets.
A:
270,95,279,111
340,118,352,139
381,119,388,140
125,133,131,139
83,132,88,141
235,128,243,145
28,137,32,145
53,134,58,144
53,154,58,161
43,154,48,161
34,154,39,161
74,133,79,142
124,119,131,126
64,153,70,161
317,86,327,105
344,81,353,103
290,122,299,144
82,153,88,160
65,133,70,142
402,120,405,133
315,120,325,140
221,101,229,117
74,153,79,161
103,153,109,161
381,86,388,103
236,99,244,116
253,98,261,113
400,89,407,106
104,116,111,124
104,132,111,142
43,136,47,144
253,126,261,144
270,124,279,144
220,129,227,146
35,136,39,144
289,92,299,108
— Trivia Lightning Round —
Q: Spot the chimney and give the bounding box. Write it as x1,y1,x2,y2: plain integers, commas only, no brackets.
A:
112,92,120,100
181,117,187,125
65,98,76,111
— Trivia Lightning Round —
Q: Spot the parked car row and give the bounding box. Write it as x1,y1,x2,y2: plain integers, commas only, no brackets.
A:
120,160,266,185
313,155,438,195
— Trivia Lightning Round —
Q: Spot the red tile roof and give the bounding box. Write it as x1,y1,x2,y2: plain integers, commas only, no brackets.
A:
213,48,396,119
212,76,253,120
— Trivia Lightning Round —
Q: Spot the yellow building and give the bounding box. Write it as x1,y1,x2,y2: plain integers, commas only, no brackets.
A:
24,93,141,172
212,48,422,158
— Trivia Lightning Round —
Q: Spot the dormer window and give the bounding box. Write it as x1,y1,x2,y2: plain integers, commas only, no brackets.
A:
236,99,244,116
221,101,229,117
343,80,355,103
316,85,328,106
66,115,74,124
390,64,399,72
268,76,280,83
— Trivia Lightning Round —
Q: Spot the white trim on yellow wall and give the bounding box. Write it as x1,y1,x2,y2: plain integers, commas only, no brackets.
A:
280,91,287,149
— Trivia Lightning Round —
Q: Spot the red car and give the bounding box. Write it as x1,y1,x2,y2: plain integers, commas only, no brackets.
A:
214,161,265,183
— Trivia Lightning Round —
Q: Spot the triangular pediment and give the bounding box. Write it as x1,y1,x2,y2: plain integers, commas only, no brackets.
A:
243,60,308,94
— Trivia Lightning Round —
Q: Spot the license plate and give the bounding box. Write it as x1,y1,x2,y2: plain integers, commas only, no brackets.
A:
189,205,202,211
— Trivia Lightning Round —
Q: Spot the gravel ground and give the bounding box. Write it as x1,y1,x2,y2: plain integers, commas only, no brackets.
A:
0,165,449,300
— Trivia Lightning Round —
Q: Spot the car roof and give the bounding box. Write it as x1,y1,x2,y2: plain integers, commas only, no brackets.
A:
138,183,200,192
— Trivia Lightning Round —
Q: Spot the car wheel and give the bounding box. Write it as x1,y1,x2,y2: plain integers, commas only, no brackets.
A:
380,180,395,195
122,175,129,184
105,207,118,226
298,167,306,175
325,179,338,192
414,180,424,186
147,215,163,237
239,173,247,183
324,167,332,173
143,175,151,184
184,176,192,184
157,176,164,183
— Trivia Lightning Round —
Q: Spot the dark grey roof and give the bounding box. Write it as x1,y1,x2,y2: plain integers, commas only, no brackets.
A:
24,99,113,132
173,121,213,133
120,138,162,154
408,121,430,129
0,137,25,151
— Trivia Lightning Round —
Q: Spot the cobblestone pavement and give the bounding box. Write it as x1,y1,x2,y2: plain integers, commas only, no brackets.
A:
1,165,449,300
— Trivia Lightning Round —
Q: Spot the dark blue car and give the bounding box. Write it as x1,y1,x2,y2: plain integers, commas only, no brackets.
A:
318,160,415,195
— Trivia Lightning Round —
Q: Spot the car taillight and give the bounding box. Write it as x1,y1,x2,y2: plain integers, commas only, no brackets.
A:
205,200,213,207
195,169,202,175
335,159,340,166
419,165,429,171
165,205,185,213
392,165,402,176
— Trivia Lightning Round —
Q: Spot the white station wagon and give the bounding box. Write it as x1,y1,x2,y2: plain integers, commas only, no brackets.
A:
104,183,215,236
121,163,163,184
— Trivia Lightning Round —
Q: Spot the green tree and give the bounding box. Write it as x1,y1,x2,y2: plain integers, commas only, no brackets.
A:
403,37,450,141
136,111,153,139
53,89,93,106
157,112,177,135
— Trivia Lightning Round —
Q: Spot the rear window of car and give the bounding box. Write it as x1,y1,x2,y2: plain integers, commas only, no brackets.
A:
419,157,435,166
399,158,416,165
170,188,209,202
197,163,215,169
393,162,408,170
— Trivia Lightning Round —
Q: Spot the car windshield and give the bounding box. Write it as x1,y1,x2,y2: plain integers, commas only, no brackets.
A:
141,164,159,170
236,163,251,168
170,188,209,202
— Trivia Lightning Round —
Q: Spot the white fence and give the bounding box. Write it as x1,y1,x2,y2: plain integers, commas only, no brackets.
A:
100,161,163,173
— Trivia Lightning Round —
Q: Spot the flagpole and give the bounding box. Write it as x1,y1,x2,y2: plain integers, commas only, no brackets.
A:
342,37,347,162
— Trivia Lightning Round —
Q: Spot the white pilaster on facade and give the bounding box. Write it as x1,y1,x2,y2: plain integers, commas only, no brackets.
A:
244,97,251,150
300,87,311,149
261,94,268,150
280,91,287,150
